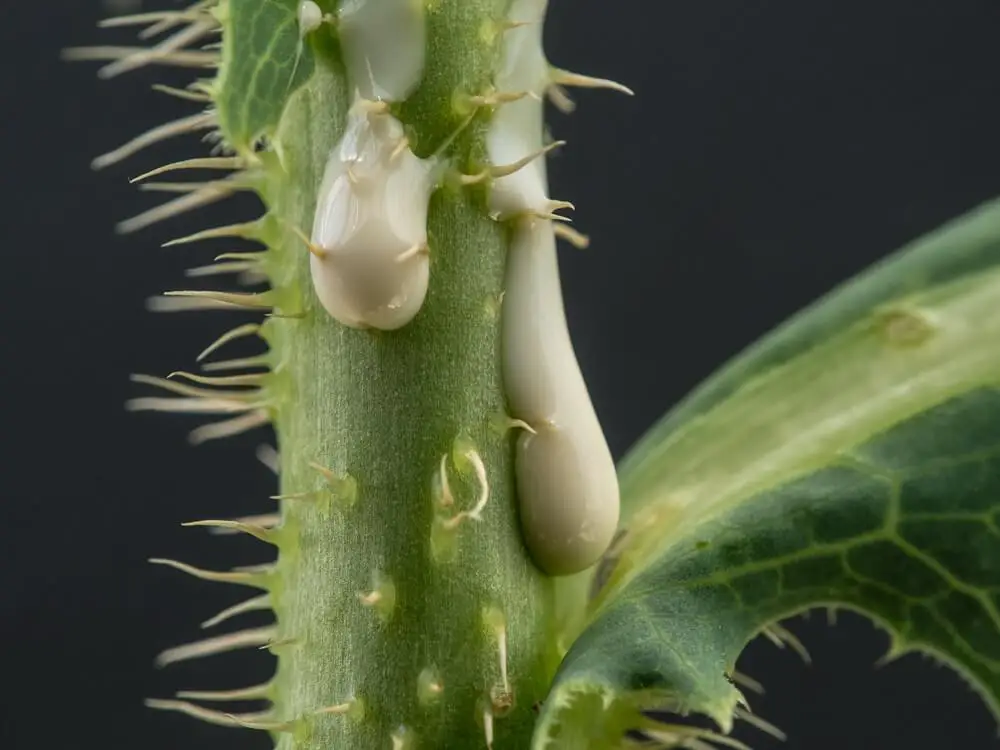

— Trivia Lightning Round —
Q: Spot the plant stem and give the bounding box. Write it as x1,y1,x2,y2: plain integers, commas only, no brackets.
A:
259,8,560,747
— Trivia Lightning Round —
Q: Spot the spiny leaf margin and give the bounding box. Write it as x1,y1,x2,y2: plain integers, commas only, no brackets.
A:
536,198,1000,749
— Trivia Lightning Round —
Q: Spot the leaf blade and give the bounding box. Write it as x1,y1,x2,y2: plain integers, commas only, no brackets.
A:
538,198,1000,748
215,0,317,154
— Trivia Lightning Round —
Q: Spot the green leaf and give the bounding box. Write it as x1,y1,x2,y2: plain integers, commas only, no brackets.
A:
536,198,1000,748
215,0,317,154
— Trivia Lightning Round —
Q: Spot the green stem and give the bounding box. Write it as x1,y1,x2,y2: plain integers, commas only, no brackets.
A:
259,5,560,747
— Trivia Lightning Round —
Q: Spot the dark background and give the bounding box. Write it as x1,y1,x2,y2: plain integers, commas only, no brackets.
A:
2,0,1000,747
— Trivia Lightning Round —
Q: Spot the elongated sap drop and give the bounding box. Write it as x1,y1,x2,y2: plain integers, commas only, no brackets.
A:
338,0,426,102
309,101,435,330
502,218,620,575
491,0,618,573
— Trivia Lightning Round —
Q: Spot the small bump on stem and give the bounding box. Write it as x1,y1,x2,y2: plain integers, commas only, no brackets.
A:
308,462,360,510
441,439,490,528
417,666,443,706
392,726,417,749
358,571,396,622
482,605,510,711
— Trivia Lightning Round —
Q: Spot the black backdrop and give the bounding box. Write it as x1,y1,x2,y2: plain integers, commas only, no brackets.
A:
3,1,1000,748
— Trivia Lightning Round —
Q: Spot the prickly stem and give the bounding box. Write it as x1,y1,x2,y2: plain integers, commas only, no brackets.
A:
78,0,625,746
264,5,558,744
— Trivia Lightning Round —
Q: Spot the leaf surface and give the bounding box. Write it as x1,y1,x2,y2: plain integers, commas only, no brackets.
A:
537,199,1000,748
216,0,317,153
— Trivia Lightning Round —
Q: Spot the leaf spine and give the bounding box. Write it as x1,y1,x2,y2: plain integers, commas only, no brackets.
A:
760,623,812,664
732,707,786,741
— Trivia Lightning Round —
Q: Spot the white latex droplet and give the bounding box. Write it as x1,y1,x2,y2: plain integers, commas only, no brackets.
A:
502,219,620,575
309,103,435,330
297,0,323,36
338,0,427,102
492,0,620,575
